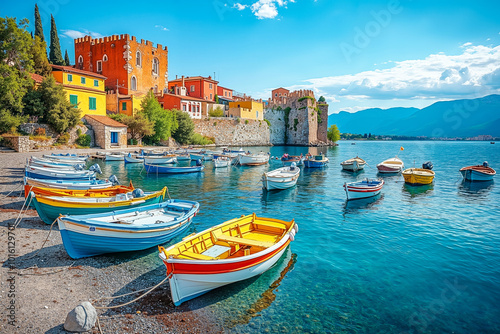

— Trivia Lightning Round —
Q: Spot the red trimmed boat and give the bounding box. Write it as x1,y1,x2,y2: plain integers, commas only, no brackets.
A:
158,213,298,306
343,179,384,200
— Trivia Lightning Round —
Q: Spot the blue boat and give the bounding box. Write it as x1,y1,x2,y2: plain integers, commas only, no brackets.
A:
303,154,329,168
24,176,117,190
144,161,204,174
57,200,200,259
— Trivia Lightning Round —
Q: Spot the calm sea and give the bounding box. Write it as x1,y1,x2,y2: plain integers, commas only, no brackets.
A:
97,141,500,333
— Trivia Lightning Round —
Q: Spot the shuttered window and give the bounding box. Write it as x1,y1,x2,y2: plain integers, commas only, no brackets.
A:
81,77,86,84
94,80,99,87
70,95,78,107
89,97,96,110
67,74,73,82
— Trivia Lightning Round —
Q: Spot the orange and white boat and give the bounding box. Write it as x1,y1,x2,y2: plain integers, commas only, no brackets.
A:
158,213,298,306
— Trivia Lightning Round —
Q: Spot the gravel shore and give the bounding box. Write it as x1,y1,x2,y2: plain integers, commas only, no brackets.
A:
0,149,223,334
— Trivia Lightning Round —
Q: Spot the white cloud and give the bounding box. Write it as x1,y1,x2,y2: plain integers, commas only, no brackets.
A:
155,25,169,31
61,29,103,39
233,3,247,10
285,44,500,112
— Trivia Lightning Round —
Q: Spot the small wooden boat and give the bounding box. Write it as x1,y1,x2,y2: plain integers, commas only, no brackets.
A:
144,162,204,174
41,156,88,164
281,154,305,167
25,164,101,180
105,153,125,161
223,147,246,154
262,165,300,191
491,142,495,144
144,155,177,164
303,154,329,168
377,156,404,173
30,156,84,167
24,183,134,199
175,153,191,161
344,179,384,200
460,162,496,181
158,213,298,306
28,160,84,170
124,153,144,164
190,152,213,161
402,168,435,185
214,157,231,168
57,200,200,259
43,153,88,162
30,187,167,224
24,176,115,190
238,153,269,166
340,156,366,172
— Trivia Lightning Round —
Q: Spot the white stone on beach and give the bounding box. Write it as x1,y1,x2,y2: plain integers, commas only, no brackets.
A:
64,301,97,332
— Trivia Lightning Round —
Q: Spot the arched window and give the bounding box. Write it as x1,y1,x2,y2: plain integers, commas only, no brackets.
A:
152,58,159,75
136,51,141,67
77,55,83,69
103,54,108,62
131,76,137,91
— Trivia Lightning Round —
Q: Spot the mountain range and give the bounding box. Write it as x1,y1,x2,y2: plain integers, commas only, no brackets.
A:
328,94,500,137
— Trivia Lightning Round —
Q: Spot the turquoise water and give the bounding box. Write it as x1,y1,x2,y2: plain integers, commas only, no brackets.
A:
96,141,500,333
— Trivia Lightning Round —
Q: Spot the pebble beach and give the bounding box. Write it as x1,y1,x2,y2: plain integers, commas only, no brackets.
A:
0,149,222,334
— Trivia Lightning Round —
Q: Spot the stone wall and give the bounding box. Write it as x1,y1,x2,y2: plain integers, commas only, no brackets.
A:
2,136,30,152
19,123,57,137
263,108,285,145
193,118,271,146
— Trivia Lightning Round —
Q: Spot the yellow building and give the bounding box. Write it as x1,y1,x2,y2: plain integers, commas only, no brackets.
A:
51,65,107,117
228,100,264,120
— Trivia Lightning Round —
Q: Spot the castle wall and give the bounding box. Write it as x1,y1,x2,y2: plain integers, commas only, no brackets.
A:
263,108,285,145
193,118,270,146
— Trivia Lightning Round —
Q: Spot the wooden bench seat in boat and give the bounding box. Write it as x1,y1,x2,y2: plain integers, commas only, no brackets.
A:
252,221,287,231
179,250,215,260
215,234,275,248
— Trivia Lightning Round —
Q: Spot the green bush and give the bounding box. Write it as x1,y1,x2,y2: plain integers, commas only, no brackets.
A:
208,107,224,117
264,119,271,127
0,110,26,134
245,119,249,124
57,132,70,144
75,134,91,147
191,133,214,145
128,138,138,145
298,96,315,103
213,122,217,126
76,128,82,136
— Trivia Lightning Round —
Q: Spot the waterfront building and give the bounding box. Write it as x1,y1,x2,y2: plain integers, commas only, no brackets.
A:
217,86,234,110
228,100,264,120
74,34,168,114
168,76,218,102
84,115,128,149
156,92,204,119
51,64,107,117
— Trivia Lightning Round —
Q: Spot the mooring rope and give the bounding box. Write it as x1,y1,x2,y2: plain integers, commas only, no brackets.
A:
26,218,57,259
0,181,23,199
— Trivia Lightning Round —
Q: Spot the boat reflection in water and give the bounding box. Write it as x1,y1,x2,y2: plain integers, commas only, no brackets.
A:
403,183,434,198
458,180,494,200
261,186,299,207
343,193,383,216
226,247,297,328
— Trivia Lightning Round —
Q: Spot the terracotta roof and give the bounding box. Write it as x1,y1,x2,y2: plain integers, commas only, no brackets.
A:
51,65,107,79
30,73,44,83
84,114,127,127
169,76,218,84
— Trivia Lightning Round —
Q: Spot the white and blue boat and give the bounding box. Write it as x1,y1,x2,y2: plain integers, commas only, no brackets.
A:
57,200,200,259
144,162,204,174
30,156,85,168
24,176,116,190
460,162,496,181
43,153,88,162
304,154,329,168
124,153,144,164
25,163,101,180
344,179,384,200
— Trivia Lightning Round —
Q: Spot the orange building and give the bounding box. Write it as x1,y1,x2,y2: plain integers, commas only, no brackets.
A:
157,93,205,119
271,87,290,103
74,34,168,114
168,76,218,102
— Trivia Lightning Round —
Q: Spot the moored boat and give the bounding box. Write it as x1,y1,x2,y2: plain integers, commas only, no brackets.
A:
262,165,300,191
214,157,231,168
402,168,435,185
57,200,200,259
303,154,329,168
24,183,134,199
238,152,269,166
158,213,298,306
340,156,366,172
25,164,101,180
105,153,125,161
144,155,177,164
124,153,144,164
459,162,496,182
377,156,404,173
30,187,167,224
43,153,88,162
144,162,204,174
344,179,384,200
24,176,116,190
281,154,305,167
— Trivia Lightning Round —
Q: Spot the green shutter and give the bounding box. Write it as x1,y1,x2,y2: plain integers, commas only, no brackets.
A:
122,102,127,111
70,95,78,107
94,79,99,87
81,77,86,84
67,74,72,82
89,97,96,110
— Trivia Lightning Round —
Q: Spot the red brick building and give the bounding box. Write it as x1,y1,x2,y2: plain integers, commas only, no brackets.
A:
74,34,168,113
168,76,218,102
156,93,205,119
271,87,290,103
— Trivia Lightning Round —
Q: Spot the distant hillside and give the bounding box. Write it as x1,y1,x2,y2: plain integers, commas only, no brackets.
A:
328,94,500,137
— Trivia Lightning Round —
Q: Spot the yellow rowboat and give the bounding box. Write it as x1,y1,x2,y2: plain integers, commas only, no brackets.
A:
402,168,435,185
158,213,298,306
30,187,167,224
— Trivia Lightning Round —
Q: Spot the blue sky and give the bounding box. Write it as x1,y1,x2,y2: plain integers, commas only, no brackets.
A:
2,0,500,113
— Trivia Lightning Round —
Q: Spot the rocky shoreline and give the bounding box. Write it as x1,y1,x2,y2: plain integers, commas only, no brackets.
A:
0,149,223,334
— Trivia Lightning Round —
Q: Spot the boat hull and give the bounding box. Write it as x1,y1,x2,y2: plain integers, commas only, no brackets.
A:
344,180,384,200
105,155,124,161
167,241,290,306
25,166,96,180
144,157,177,164
57,200,199,259
214,158,230,168
341,160,366,172
124,155,144,163
377,165,403,173
144,163,204,174
190,154,213,161
304,160,328,168
460,169,495,182
24,177,112,190
262,167,300,191
238,154,269,166
402,169,435,185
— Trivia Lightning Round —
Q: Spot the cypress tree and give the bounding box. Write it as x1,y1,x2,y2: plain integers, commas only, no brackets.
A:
34,4,44,42
49,14,64,65
64,49,70,66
